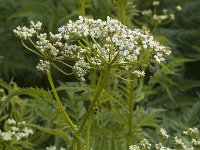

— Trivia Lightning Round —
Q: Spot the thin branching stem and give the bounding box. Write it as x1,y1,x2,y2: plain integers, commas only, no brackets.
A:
86,116,92,150
21,40,45,58
52,63,73,76
56,60,73,68
111,72,135,82
47,69,77,132
127,79,134,149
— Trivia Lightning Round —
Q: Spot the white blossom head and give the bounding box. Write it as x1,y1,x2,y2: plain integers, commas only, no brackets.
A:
14,16,171,81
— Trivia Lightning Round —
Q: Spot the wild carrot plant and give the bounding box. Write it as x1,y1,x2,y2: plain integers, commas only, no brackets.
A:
12,16,171,149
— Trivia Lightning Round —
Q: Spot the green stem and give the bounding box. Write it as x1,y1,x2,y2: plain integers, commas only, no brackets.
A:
78,65,111,133
121,8,126,24
127,80,134,149
79,0,86,16
47,69,77,133
52,63,73,75
21,40,45,58
86,116,92,150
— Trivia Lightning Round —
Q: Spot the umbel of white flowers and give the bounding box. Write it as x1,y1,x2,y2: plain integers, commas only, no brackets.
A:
129,127,200,150
13,16,171,81
0,119,33,141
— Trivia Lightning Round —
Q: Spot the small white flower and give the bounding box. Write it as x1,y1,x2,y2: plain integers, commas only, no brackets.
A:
58,26,65,33
159,128,169,139
119,50,129,56
174,136,187,149
163,9,168,14
36,60,50,72
129,145,141,150
46,146,57,150
176,5,182,11
73,59,90,82
153,1,160,6
154,53,165,63
1,95,6,102
13,26,36,40
11,126,19,132
23,127,33,135
0,88,4,93
0,131,13,141
132,70,145,78
7,119,16,125
18,121,26,125
139,139,151,150
170,14,175,20
191,139,200,147
141,9,152,16
30,21,42,30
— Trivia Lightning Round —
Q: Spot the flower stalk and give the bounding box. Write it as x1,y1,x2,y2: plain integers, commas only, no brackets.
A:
86,116,92,150
47,69,77,133
127,79,135,149
78,64,111,133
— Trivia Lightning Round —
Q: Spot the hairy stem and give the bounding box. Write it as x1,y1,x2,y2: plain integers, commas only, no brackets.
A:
78,65,111,133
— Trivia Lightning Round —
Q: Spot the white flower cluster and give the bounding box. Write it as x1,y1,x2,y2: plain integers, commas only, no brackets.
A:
139,139,151,149
46,146,65,150
183,127,200,148
14,17,171,81
0,119,33,141
129,145,141,150
0,88,6,102
61,44,84,58
191,139,200,147
13,21,42,40
153,1,160,6
141,1,182,24
132,70,145,78
176,5,182,11
155,143,173,150
0,95,6,102
58,16,171,80
73,59,90,82
36,33,60,57
183,127,198,138
174,136,187,149
130,127,200,150
36,60,50,72
59,16,170,65
159,128,169,139
141,9,152,16
129,139,151,150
